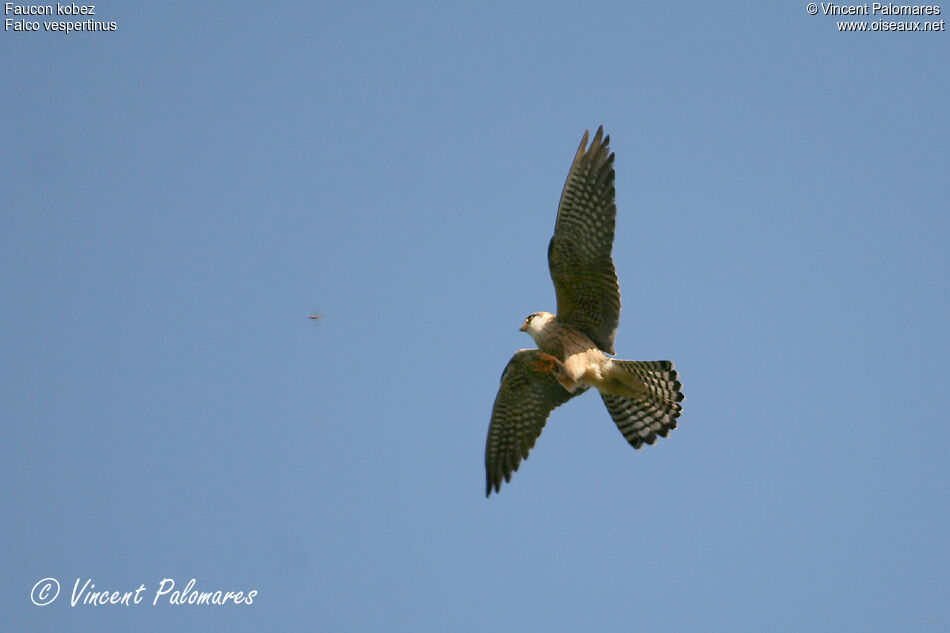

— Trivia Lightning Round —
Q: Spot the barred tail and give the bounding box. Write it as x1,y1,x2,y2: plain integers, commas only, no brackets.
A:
600,360,684,448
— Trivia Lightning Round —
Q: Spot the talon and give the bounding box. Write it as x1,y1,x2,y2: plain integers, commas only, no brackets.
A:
531,352,561,373
531,359,553,372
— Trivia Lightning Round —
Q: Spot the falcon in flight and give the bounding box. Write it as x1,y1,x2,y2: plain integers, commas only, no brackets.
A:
485,127,685,496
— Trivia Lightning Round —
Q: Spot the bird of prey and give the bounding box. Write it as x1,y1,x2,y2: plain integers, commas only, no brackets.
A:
485,127,684,496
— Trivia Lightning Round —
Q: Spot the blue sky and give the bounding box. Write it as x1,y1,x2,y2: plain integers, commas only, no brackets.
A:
3,2,948,631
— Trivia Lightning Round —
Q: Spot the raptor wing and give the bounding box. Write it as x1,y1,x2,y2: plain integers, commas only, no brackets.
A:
548,126,621,354
485,349,586,496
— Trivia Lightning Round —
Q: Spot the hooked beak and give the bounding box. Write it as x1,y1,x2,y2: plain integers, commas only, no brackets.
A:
519,323,527,332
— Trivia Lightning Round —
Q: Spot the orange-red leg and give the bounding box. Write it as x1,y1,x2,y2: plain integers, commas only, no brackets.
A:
531,352,561,373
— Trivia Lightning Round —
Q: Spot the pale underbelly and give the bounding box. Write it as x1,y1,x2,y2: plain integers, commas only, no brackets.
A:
562,348,608,385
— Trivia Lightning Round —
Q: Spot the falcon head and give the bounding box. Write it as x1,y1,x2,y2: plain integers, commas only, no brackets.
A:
520,311,555,344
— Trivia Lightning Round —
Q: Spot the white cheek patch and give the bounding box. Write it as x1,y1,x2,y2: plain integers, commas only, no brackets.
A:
529,318,543,335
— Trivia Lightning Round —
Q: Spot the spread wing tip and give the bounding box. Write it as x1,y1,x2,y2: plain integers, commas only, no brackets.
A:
577,125,609,154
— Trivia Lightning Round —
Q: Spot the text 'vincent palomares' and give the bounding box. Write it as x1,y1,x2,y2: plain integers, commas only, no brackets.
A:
816,3,941,15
